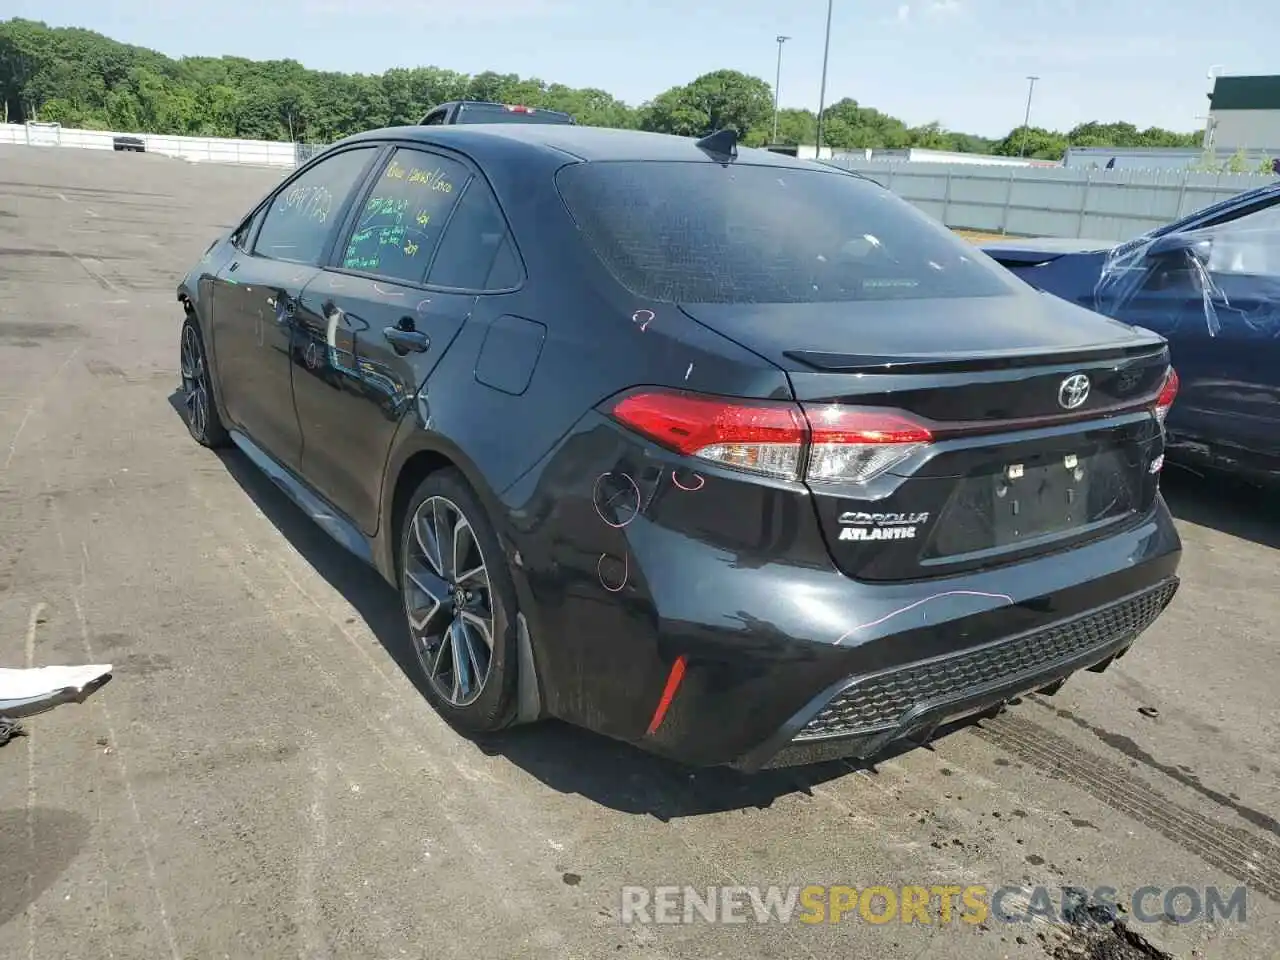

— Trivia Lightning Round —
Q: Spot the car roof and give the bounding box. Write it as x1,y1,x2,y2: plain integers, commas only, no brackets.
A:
441,100,574,115
334,124,841,172
1161,178,1280,235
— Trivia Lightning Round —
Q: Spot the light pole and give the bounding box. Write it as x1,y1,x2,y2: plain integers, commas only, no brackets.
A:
1018,75,1039,158
1204,66,1225,151
814,0,834,156
772,35,791,144
1196,115,1218,151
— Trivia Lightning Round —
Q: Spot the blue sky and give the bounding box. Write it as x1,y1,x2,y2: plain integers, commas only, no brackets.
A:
10,0,1276,137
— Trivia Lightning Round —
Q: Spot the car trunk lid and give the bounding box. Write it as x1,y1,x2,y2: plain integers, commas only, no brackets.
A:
980,237,1116,267
678,295,1173,581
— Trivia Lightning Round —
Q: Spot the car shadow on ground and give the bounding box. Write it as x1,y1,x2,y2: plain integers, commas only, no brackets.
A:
0,807,91,927
476,717,963,821
1160,465,1280,550
172,396,870,817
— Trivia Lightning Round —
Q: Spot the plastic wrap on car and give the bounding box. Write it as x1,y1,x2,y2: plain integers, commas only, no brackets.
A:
1093,203,1280,338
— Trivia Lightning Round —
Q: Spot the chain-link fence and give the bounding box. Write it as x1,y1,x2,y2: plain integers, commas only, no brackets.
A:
294,142,330,166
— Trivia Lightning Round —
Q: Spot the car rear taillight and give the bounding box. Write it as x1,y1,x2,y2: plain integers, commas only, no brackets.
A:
605,389,933,484
801,403,933,483
1153,367,1179,425
504,104,535,113
609,390,807,480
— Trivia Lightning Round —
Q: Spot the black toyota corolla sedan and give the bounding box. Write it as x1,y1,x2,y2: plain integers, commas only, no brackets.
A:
176,124,1182,771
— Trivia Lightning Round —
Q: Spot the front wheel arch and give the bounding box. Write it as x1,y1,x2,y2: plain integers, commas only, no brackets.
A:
178,312,230,448
178,295,233,431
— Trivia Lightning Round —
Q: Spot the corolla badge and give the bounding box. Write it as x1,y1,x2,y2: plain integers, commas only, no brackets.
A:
837,511,930,542
1057,373,1091,410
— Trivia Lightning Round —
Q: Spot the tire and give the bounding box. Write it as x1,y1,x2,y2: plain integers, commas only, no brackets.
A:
179,313,230,448
399,469,519,734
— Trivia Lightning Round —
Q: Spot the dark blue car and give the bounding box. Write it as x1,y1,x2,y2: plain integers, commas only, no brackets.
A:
983,181,1280,485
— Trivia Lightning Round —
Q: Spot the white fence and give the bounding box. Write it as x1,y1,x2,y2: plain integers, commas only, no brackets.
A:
822,157,1276,240
0,122,303,167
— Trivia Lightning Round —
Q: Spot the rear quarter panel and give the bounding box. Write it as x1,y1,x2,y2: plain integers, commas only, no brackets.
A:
383,148,801,720
372,147,794,523
423,149,797,503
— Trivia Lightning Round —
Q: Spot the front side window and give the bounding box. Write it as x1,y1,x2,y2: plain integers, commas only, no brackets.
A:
231,204,267,251
253,147,378,265
340,148,471,284
231,210,256,251
556,161,1018,304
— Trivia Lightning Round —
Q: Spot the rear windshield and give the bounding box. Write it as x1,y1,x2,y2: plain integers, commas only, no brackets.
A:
456,105,575,125
556,161,1016,303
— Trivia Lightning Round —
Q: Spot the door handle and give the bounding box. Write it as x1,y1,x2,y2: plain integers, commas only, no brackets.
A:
269,295,295,323
383,327,430,353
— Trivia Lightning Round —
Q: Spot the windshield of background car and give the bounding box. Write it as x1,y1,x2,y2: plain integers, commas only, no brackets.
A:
455,105,575,124
555,160,1018,304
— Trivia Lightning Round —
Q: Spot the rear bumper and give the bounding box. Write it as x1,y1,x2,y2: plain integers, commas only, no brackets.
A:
501,411,1183,771
735,577,1176,770
621,499,1182,770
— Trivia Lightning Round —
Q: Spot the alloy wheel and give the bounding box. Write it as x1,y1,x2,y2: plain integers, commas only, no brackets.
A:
179,323,210,439
404,495,495,707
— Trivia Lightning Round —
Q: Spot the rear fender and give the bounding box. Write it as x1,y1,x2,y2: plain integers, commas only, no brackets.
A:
375,404,553,721
374,404,505,579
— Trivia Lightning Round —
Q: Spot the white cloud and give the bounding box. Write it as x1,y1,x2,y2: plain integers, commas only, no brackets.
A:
896,4,912,22
926,0,962,15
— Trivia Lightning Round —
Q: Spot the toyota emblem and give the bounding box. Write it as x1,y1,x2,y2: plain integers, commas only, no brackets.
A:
1058,373,1091,410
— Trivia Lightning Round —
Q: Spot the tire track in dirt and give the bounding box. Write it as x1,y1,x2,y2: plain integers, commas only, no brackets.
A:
976,713,1280,902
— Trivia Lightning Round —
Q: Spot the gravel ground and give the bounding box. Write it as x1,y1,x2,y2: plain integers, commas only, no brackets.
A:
1,144,1277,960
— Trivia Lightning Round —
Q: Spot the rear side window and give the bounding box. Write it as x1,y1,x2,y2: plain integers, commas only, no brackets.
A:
254,147,377,265
340,148,470,283
556,161,1015,304
427,179,521,289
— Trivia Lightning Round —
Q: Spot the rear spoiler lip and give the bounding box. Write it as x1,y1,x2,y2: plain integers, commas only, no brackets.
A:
782,340,1168,375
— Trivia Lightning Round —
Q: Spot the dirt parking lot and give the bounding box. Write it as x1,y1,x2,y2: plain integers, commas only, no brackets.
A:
1,144,1278,960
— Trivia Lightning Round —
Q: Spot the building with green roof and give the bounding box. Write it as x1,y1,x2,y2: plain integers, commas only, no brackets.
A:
1207,75,1280,152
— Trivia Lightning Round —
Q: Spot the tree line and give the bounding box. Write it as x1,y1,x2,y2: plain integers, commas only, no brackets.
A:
0,18,1203,161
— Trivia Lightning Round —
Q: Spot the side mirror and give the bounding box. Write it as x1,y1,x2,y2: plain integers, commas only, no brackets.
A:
1146,232,1212,263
